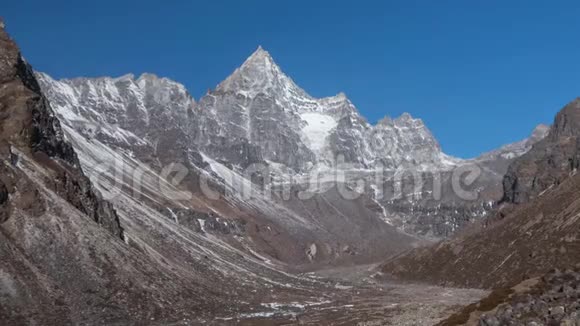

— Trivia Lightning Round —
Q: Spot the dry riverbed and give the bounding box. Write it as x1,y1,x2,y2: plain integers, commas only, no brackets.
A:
197,264,488,325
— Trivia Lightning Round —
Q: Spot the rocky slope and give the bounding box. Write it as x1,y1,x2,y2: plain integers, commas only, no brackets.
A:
476,270,580,326
438,269,580,326
382,98,580,289
382,167,580,289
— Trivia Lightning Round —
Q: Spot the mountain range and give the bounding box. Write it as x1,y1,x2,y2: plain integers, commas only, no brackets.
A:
1,21,578,325
36,46,548,241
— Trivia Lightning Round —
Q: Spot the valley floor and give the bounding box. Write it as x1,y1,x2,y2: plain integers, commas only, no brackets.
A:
200,265,488,325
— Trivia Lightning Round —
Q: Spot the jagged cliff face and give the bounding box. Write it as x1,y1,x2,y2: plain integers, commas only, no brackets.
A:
0,23,191,324
35,73,195,151
194,47,451,171
503,99,580,204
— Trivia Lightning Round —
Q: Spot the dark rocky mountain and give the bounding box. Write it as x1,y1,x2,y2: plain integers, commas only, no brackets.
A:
382,98,580,290
503,99,580,204
383,169,580,289
0,23,122,238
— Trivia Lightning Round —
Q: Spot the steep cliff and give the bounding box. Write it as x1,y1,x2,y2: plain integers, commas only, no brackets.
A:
0,23,122,238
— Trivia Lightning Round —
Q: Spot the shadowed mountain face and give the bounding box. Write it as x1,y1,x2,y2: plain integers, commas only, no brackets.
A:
0,23,122,238
503,99,580,204
382,98,580,290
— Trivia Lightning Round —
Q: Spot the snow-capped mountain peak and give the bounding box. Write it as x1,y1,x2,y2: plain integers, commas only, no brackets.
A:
378,112,425,127
36,71,195,151
395,112,417,123
37,46,463,172
318,92,354,111
216,46,310,102
243,45,276,68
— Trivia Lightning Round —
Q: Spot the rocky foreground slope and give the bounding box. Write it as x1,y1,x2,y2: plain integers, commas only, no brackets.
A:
438,269,580,326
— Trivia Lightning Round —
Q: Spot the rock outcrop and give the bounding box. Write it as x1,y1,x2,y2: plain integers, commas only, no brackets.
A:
439,269,580,326
0,23,123,238
503,99,580,204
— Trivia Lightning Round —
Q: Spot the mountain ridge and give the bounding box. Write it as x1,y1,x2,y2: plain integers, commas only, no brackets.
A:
36,47,549,239
35,45,548,163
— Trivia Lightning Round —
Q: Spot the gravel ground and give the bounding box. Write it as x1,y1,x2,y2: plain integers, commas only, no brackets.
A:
204,264,488,325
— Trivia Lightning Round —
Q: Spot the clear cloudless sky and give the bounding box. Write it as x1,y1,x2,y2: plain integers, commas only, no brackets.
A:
1,1,579,158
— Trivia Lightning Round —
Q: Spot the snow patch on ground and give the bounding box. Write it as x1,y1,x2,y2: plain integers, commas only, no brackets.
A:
370,184,392,225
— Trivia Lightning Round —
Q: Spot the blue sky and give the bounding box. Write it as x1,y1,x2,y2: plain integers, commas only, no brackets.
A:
1,1,579,158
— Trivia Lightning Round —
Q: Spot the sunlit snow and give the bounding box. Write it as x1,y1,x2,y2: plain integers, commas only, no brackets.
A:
300,113,337,153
